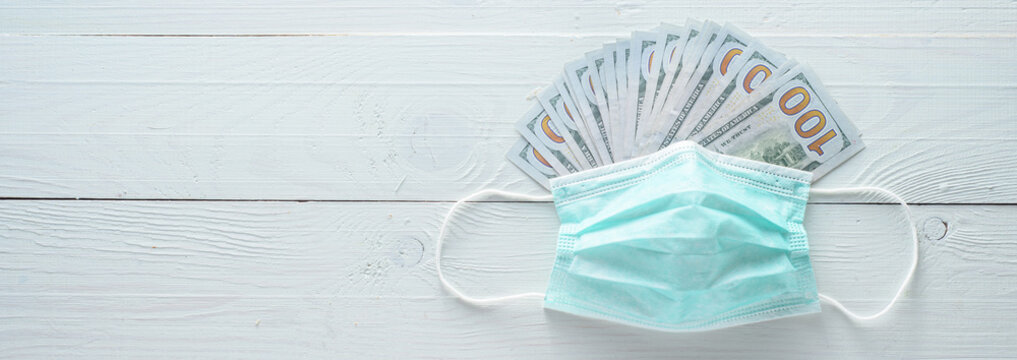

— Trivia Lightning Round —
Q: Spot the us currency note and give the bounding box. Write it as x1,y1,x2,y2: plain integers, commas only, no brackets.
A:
550,76,602,163
685,46,793,139
643,23,691,120
629,29,670,158
624,31,659,158
615,40,630,114
614,40,631,156
655,23,756,150
550,77,595,137
563,59,614,164
585,50,616,150
648,20,699,122
597,44,624,156
692,64,865,179
651,20,720,118
599,43,619,135
506,138,556,190
515,103,584,176
637,29,668,125
641,20,720,153
634,23,692,157
537,84,600,168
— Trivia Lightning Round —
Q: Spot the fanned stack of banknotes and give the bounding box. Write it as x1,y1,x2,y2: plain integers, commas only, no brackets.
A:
508,20,865,189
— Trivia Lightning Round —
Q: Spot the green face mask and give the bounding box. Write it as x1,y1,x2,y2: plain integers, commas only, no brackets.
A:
437,141,917,332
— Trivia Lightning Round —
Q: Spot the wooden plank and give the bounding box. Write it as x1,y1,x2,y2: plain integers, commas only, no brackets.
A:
2,0,1015,35
1,200,1015,357
2,0,1013,357
3,35,1012,87
1,297,1013,358
0,201,1011,300
2,36,1015,202
3,135,1016,203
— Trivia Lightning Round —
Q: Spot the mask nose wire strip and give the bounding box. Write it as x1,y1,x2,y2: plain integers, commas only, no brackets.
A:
436,189,554,305
811,186,919,321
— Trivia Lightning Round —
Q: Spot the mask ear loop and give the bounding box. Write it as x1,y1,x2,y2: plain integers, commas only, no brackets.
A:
436,189,554,305
810,186,919,321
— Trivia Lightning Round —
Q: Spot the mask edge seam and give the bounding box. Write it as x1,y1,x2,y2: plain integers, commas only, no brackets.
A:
557,154,809,206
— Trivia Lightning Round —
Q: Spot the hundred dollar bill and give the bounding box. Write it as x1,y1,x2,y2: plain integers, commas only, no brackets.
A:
643,23,690,119
648,20,699,122
550,76,597,155
654,23,756,150
692,64,865,179
623,31,658,160
584,50,617,151
615,39,630,116
563,59,615,164
515,103,581,175
640,20,720,153
634,23,692,157
637,28,668,126
506,138,556,190
537,83,600,168
682,44,792,140
599,43,619,142
614,39,631,156
651,20,720,118
631,29,670,158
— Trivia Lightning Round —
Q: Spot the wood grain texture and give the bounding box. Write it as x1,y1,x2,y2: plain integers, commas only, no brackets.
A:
1,200,1015,358
1,34,1016,201
2,0,1016,358
3,0,1016,35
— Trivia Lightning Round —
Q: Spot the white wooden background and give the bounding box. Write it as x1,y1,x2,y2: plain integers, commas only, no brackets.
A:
2,1,1016,358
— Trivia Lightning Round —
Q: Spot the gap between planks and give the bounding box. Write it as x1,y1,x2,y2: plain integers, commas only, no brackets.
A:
4,33,1017,38
0,197,1008,206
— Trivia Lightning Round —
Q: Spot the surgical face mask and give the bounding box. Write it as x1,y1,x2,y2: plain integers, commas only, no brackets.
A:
436,141,917,332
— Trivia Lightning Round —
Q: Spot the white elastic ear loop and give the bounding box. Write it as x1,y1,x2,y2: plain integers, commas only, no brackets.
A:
436,189,554,305
811,186,919,321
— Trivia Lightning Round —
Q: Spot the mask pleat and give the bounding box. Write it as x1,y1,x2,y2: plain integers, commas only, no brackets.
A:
544,142,818,331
